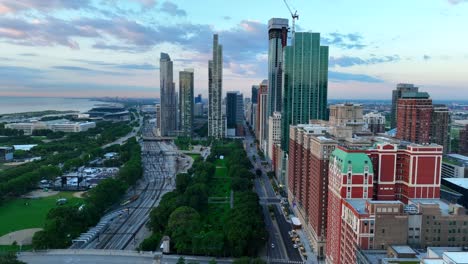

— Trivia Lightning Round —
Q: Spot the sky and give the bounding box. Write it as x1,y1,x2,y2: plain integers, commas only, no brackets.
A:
0,0,467,100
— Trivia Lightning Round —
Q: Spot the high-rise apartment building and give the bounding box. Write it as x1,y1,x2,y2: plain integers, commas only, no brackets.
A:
159,52,177,136
179,69,194,137
329,103,365,135
226,91,244,136
267,112,282,159
288,124,337,259
396,91,432,144
432,104,451,154
460,125,468,155
391,83,419,129
251,85,259,104
363,112,386,134
281,32,329,152
256,80,269,150
208,34,225,138
267,18,288,119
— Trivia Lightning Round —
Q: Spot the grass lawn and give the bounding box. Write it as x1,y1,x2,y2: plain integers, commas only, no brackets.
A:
0,244,33,252
187,153,201,160
214,159,227,178
0,192,83,237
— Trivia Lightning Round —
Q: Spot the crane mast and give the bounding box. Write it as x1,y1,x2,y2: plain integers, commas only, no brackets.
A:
283,0,299,35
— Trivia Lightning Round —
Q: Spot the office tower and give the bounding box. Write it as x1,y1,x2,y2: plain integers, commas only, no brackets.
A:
256,80,268,150
329,103,365,135
460,125,468,155
195,94,202,104
391,83,419,129
396,91,432,144
281,32,329,152
159,52,177,136
155,103,161,133
267,18,288,119
363,112,386,134
267,112,282,159
432,104,451,154
226,91,244,136
251,85,259,104
288,124,337,259
179,69,194,137
194,102,203,117
208,34,225,138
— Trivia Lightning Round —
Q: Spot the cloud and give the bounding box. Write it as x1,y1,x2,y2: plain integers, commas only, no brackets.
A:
329,55,400,67
329,71,384,83
0,0,90,14
18,53,37,56
447,0,468,4
132,0,157,8
68,59,158,70
322,32,366,49
423,55,431,60
51,65,121,75
116,63,158,70
160,1,186,16
0,66,44,82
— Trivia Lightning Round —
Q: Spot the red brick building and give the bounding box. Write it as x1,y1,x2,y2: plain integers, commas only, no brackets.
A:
396,92,433,144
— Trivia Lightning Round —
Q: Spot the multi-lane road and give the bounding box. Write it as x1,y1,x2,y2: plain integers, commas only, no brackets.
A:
243,125,311,263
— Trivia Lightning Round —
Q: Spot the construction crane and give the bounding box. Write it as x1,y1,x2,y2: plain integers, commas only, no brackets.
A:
283,0,299,35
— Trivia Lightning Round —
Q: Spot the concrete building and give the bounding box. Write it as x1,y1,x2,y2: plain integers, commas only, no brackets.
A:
155,103,161,133
281,32,329,152
226,91,244,136
0,147,13,161
396,91,433,144
179,69,194,137
364,112,386,134
442,178,468,208
459,124,468,155
432,104,451,154
6,120,96,135
208,34,225,139
159,52,177,136
256,80,268,151
391,83,419,129
441,154,468,178
267,112,282,159
267,18,288,119
329,104,365,135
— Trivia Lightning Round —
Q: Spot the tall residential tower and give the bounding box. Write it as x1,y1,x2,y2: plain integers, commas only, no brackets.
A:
267,18,289,120
208,34,225,138
179,68,194,137
391,83,419,129
159,52,177,136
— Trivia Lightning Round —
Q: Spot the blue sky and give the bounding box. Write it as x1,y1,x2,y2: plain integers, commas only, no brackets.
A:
0,0,467,99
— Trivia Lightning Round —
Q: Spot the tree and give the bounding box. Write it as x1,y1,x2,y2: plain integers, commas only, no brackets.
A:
233,257,251,264
184,183,208,212
167,206,201,253
139,232,162,251
0,253,26,264
177,257,186,264
255,169,262,177
176,173,191,193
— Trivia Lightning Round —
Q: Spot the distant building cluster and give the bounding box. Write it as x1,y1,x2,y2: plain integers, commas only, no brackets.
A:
5,119,96,135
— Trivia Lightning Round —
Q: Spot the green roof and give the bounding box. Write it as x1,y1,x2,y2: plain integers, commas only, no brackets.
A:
331,148,374,174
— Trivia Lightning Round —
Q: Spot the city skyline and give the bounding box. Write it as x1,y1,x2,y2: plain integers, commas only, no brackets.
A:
0,0,467,100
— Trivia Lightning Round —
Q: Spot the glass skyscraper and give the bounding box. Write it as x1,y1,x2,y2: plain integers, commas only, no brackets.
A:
159,52,177,136
208,34,225,138
281,32,329,152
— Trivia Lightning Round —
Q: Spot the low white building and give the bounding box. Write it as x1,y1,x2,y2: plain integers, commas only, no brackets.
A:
268,112,282,159
6,120,96,135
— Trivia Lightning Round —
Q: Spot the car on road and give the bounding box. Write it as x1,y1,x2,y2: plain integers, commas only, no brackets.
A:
271,243,275,248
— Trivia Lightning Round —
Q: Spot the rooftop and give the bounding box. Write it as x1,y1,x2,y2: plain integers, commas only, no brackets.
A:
332,148,374,174
401,91,430,99
409,199,460,216
345,199,370,215
391,245,416,255
446,153,468,163
444,178,468,190
444,252,468,263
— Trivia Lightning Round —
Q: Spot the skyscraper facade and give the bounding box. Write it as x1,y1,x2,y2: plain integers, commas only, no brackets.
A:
159,52,177,136
251,85,259,104
267,18,288,119
391,83,419,129
179,68,194,137
460,125,468,155
396,91,432,144
195,94,202,104
432,104,451,154
256,80,269,150
281,32,329,152
208,34,225,138
226,91,244,136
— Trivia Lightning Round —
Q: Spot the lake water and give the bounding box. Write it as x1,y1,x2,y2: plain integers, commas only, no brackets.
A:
0,97,111,115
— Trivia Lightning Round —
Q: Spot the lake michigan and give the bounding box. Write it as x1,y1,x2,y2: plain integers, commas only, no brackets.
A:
0,97,111,115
